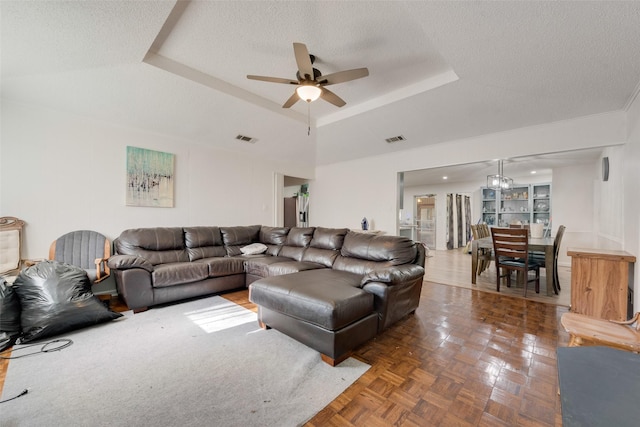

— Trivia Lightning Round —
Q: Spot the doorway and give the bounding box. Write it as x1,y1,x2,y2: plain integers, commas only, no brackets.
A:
283,176,310,228
415,195,436,249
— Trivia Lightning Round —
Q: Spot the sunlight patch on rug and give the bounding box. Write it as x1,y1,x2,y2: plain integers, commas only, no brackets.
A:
184,299,256,333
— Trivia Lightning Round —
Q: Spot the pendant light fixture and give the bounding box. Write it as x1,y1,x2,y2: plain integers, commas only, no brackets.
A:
487,159,513,190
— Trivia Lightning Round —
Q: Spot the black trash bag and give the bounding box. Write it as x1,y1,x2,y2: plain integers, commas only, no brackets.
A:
12,260,122,343
0,277,21,351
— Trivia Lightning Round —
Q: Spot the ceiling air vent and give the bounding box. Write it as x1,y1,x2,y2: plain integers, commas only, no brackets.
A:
385,135,406,144
235,134,256,143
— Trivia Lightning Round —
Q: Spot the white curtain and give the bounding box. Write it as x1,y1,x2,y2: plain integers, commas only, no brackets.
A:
447,194,472,249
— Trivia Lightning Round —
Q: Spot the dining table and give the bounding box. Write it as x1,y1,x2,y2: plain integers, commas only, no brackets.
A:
471,235,556,296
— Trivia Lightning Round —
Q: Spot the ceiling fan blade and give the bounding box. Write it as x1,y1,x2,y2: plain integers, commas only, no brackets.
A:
247,75,298,85
282,91,300,108
293,42,314,80
318,68,369,86
320,88,346,107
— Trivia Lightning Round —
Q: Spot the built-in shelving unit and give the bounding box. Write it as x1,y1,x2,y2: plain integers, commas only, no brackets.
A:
481,183,552,231
532,183,551,230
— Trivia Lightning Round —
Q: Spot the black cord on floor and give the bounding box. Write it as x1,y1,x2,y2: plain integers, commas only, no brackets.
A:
0,389,28,404
0,339,73,404
0,338,73,359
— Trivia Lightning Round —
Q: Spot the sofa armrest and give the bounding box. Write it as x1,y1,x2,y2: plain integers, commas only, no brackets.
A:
360,264,424,287
362,265,424,332
107,254,154,272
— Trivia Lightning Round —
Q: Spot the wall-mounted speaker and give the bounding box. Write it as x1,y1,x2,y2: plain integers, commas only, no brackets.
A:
602,157,609,182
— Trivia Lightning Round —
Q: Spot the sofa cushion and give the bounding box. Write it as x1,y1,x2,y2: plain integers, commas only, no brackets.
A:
266,261,326,276
184,227,226,261
340,232,417,265
221,225,261,256
286,227,315,247
332,256,393,276
258,226,289,256
194,257,246,278
297,227,347,267
152,262,209,288
249,269,373,331
279,227,314,261
220,225,261,245
310,227,349,250
115,228,189,265
244,256,293,278
259,226,289,245
301,247,339,268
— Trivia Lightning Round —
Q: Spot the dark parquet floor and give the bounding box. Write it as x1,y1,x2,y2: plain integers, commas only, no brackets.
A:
296,282,569,427
300,282,570,426
227,282,570,426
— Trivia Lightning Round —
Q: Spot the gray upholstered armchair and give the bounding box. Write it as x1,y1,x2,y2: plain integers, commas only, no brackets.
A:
49,230,111,284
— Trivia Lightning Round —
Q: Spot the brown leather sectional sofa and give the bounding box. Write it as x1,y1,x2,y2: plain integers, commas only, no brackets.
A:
108,225,425,365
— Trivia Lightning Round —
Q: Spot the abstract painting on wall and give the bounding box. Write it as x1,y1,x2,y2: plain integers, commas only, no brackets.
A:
126,146,174,207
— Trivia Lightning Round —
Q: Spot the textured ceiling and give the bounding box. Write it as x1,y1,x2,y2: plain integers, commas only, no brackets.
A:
2,1,640,167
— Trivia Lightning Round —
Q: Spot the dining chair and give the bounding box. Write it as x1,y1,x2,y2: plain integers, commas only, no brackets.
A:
491,227,541,296
530,225,565,293
509,223,531,234
471,223,492,274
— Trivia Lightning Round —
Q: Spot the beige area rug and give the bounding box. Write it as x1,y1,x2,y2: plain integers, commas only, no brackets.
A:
1,296,370,426
424,249,571,306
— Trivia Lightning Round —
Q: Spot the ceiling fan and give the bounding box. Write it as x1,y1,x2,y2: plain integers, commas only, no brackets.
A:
247,42,369,108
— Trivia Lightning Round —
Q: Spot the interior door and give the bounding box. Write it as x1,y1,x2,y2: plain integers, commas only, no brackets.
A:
283,197,297,228
415,195,436,248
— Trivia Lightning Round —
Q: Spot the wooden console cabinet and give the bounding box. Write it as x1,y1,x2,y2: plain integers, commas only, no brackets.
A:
568,248,636,321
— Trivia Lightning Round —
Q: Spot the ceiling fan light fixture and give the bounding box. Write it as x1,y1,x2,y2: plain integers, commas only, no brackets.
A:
296,84,322,102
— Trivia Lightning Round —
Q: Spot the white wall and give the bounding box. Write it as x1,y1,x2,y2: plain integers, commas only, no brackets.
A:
594,146,626,249
313,111,627,236
0,101,314,260
548,162,599,265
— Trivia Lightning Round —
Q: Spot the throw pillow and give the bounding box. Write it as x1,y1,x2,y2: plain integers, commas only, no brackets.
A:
12,260,122,343
240,243,268,255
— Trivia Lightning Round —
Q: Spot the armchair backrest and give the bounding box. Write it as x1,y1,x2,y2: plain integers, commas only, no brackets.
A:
50,230,110,270
0,217,25,277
